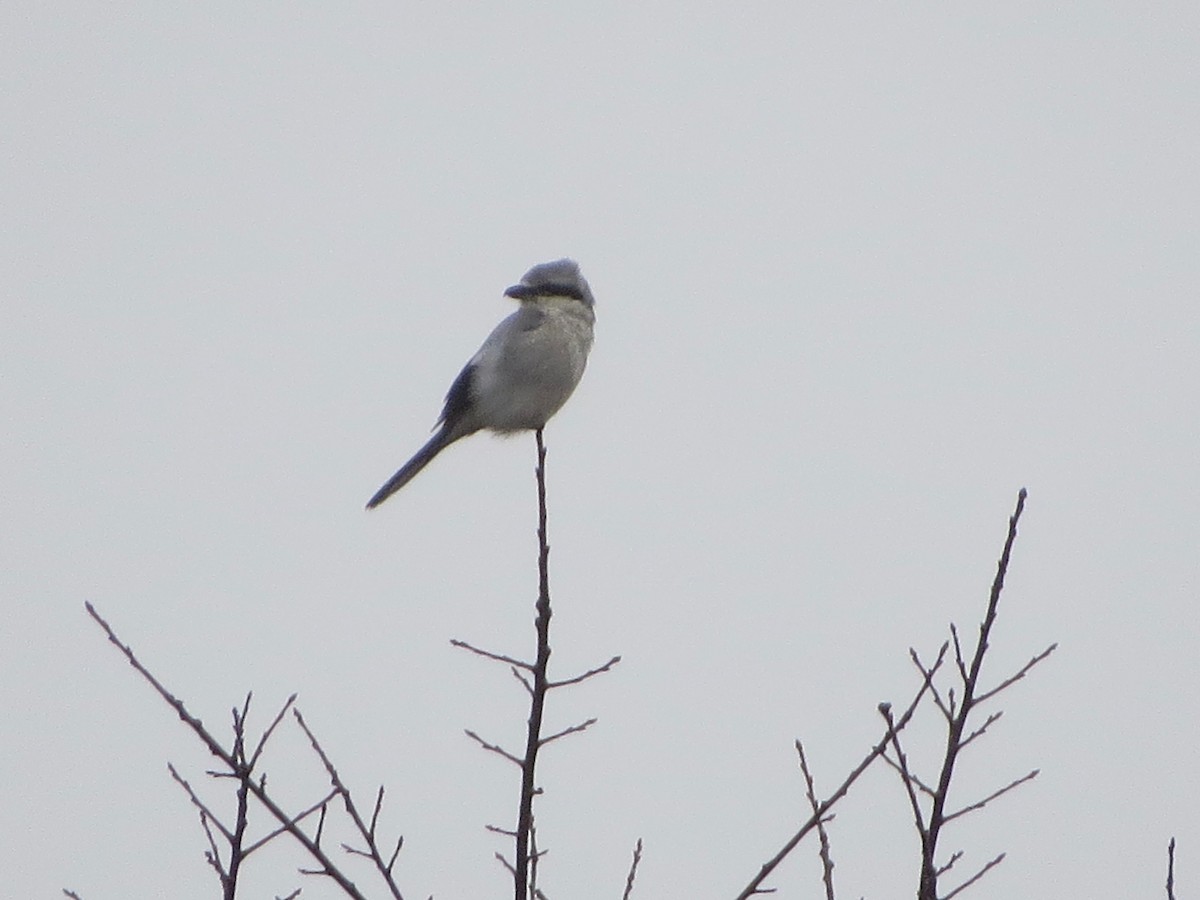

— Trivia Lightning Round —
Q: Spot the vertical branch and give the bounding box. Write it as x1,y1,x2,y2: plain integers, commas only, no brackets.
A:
621,838,644,900
918,488,1027,900
1167,837,1177,900
515,428,552,900
224,695,255,900
795,740,836,900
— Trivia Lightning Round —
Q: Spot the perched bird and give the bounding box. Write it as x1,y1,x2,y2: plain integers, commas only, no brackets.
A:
366,259,596,509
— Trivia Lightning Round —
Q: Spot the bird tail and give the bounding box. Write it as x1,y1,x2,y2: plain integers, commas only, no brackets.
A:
365,428,455,509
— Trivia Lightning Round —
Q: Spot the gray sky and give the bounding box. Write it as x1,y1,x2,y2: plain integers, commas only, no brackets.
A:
4,4,1198,898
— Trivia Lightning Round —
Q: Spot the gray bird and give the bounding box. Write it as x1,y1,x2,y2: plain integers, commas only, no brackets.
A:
366,259,595,509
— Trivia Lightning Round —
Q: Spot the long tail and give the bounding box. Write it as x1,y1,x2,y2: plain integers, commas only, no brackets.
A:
366,428,455,509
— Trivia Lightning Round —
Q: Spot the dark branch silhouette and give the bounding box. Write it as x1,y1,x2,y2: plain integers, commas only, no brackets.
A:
877,488,1054,900
734,641,947,899
1167,838,1177,900
454,428,620,900
79,481,1083,900
621,838,644,900
84,602,409,900
795,740,836,900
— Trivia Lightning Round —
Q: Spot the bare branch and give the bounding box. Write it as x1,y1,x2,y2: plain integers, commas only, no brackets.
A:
944,770,1039,823
249,693,299,769
621,838,644,900
512,666,535,697
167,762,234,843
368,786,386,839
199,812,227,885
935,849,963,877
451,638,534,671
243,789,339,855
315,803,328,846
795,741,836,900
941,852,1006,900
916,488,1030,900
880,752,936,798
87,603,371,895
496,851,518,879
386,835,404,875
957,710,1003,750
231,693,252,766
950,623,968,685
515,428,554,900
734,641,946,900
911,648,954,723
292,708,407,900
548,655,622,689
880,705,927,840
465,729,524,766
974,643,1059,705
1166,840,1176,900
540,718,597,746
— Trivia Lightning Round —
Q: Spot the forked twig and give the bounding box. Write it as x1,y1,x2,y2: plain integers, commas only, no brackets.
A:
795,741,836,900
85,603,390,900
884,488,1049,900
942,852,1006,900
292,708,407,899
734,641,947,899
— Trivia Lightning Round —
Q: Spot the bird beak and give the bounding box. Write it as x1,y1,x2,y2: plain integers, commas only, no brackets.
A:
504,284,534,300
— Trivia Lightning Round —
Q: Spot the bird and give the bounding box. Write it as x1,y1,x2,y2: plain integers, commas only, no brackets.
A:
366,258,596,509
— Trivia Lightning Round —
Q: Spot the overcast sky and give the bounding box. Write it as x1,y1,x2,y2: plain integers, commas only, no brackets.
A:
4,4,1198,899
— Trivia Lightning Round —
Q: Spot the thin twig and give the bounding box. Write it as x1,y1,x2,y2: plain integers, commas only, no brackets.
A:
466,729,524,766
512,667,535,697
911,648,954,723
249,693,299,769
621,839,644,900
879,752,937,797
86,601,374,900
944,770,1039,823
918,488,1028,900
496,851,518,878
973,643,1058,705
733,641,947,900
243,789,340,855
935,849,964,877
226,701,253,900
950,624,968,685
795,741,836,900
200,811,228,887
957,710,1003,750
292,708,407,900
881,706,927,840
941,852,1006,900
515,428,553,900
548,655,622,689
168,763,234,842
529,818,543,899
540,718,597,746
1167,837,1177,900
451,639,534,671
